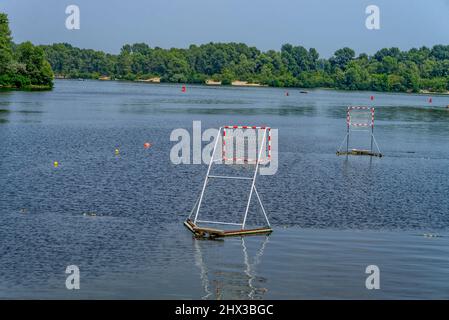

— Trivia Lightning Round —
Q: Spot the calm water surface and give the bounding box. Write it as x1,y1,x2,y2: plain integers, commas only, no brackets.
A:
1,80,449,299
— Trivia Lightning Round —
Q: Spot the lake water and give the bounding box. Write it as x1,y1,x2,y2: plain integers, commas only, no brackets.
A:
1,80,449,299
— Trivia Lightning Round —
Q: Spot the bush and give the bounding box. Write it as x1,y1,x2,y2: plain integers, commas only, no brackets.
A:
0,74,31,88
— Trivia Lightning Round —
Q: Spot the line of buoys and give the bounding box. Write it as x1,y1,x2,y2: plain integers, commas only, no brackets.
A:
52,144,153,168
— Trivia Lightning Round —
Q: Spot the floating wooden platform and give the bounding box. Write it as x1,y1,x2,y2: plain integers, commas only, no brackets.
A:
336,149,382,157
184,219,272,238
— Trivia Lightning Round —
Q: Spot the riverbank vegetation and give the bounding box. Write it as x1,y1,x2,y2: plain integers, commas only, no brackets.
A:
3,8,449,94
42,42,449,93
0,13,53,90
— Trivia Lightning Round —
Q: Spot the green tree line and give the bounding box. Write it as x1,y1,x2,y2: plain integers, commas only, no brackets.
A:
0,13,53,89
42,41,449,93
3,8,449,94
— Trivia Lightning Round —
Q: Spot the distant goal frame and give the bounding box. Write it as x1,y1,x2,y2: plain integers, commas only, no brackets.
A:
337,106,382,157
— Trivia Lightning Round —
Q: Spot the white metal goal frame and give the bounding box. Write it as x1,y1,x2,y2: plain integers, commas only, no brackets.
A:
337,106,382,156
187,125,272,231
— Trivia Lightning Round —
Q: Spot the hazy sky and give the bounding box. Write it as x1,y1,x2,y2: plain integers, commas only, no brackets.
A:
1,0,448,57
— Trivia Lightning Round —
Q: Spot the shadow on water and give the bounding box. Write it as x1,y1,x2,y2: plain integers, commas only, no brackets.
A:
119,104,318,116
0,108,10,124
0,109,43,124
326,104,449,123
377,106,449,122
194,236,270,300
15,110,44,114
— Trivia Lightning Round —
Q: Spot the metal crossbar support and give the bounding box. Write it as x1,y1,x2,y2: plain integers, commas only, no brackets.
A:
193,127,222,224
372,134,382,154
254,186,270,227
191,126,271,230
242,128,267,229
196,220,242,226
208,175,253,180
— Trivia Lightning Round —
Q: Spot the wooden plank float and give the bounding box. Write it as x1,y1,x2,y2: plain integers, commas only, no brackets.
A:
184,219,272,238
336,149,382,157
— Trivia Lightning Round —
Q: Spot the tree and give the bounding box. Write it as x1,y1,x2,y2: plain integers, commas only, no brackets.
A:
330,47,355,70
379,56,399,74
116,46,133,78
0,13,13,75
430,45,449,60
373,47,401,61
342,61,370,90
15,41,53,86
281,44,317,76
1,12,53,89
36,37,449,94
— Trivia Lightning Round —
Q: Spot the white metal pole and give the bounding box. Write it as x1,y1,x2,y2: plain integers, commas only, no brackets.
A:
337,133,349,153
188,194,200,219
346,124,350,153
372,135,382,154
193,127,222,224
242,128,267,229
254,186,270,227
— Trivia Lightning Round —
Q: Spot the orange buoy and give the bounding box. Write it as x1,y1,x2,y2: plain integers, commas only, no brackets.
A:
144,142,151,149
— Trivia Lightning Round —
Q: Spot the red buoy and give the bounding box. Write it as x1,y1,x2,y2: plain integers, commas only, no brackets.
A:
285,91,289,96
181,85,186,92
370,95,374,101
429,97,432,103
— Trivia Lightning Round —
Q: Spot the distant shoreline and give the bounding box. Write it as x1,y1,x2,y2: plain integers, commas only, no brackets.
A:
44,42,449,96
53,78,449,97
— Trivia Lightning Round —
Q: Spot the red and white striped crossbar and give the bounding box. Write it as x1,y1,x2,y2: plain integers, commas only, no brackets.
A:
222,125,271,163
223,125,270,129
347,106,375,128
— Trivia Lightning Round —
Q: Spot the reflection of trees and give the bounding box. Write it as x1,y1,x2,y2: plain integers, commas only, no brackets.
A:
376,106,449,123
327,105,449,123
0,103,11,124
193,236,270,300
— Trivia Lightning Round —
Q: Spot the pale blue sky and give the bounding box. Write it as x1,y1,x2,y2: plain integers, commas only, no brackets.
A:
1,0,448,57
